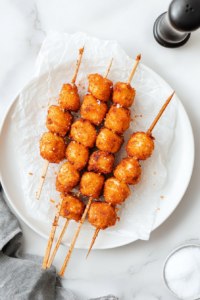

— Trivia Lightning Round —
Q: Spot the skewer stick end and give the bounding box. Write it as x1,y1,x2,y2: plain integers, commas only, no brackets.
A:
147,91,175,135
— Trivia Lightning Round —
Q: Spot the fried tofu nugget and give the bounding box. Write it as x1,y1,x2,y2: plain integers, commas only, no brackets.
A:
60,193,85,222
70,119,97,148
66,141,89,171
112,82,135,108
40,132,66,163
88,74,113,102
96,128,124,154
126,132,155,160
104,177,130,205
56,162,80,194
114,157,141,185
46,105,73,136
59,84,80,112
81,94,108,126
88,150,114,174
88,202,117,230
104,105,131,134
79,172,105,199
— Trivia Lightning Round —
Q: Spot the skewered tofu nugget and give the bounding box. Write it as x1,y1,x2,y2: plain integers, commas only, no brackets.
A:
59,84,80,112
40,132,66,163
70,119,97,148
88,74,113,102
114,157,141,185
79,172,105,199
104,177,130,205
126,132,155,160
46,105,73,137
56,162,80,194
104,105,131,134
81,94,108,126
60,193,86,222
88,150,115,174
96,128,124,154
88,202,117,230
66,141,89,171
112,82,135,108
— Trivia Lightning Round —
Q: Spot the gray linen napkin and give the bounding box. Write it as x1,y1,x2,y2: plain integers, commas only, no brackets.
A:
0,184,117,300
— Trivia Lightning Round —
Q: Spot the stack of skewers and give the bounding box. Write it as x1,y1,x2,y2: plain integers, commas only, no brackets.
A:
36,49,175,277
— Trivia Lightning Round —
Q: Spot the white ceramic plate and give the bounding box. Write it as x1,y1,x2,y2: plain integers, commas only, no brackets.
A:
0,64,194,249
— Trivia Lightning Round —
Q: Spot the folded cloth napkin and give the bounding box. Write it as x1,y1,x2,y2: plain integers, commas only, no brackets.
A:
0,184,118,300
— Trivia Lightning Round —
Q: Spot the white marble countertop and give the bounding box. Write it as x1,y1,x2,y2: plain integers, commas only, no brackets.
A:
1,0,200,299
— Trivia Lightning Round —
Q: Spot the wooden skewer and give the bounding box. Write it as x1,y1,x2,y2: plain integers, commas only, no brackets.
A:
42,195,64,269
86,228,100,259
86,92,175,258
59,197,93,276
35,47,85,201
71,46,85,86
36,160,49,200
103,58,113,78
127,54,141,85
59,58,114,276
47,219,70,268
146,92,175,135
85,57,141,258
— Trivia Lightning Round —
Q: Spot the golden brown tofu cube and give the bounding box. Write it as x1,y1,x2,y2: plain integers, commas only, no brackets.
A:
59,84,80,112
70,119,97,148
126,132,155,160
40,132,66,163
66,141,89,171
88,150,114,174
88,74,113,102
96,128,124,154
104,177,130,205
79,172,105,199
60,193,85,222
104,105,131,134
56,162,80,194
114,157,141,185
112,82,135,108
46,105,73,136
88,202,117,230
81,94,108,126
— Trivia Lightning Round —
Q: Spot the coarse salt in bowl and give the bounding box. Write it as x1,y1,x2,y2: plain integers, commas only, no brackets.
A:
163,244,200,300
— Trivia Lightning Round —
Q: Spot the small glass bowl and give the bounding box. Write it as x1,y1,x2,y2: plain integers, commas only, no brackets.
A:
162,244,200,300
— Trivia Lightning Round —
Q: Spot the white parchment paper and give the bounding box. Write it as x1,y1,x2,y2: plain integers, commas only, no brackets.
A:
11,31,176,240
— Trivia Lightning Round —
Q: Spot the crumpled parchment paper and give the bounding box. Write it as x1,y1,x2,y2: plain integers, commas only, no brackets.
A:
11,31,176,240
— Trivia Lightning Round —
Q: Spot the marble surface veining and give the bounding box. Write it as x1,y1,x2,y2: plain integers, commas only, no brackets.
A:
1,0,200,299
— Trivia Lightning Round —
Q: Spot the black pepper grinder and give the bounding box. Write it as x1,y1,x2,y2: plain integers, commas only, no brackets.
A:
153,0,200,48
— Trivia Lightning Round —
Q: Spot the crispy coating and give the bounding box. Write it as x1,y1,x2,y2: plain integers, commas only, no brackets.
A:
114,157,141,185
66,141,89,171
56,162,80,194
88,150,114,174
104,105,131,134
112,82,135,108
104,177,130,205
79,172,105,199
40,132,66,163
126,132,155,160
96,128,124,154
46,105,73,136
60,193,85,222
81,94,108,126
70,119,97,148
88,74,113,102
58,84,80,112
88,201,117,230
